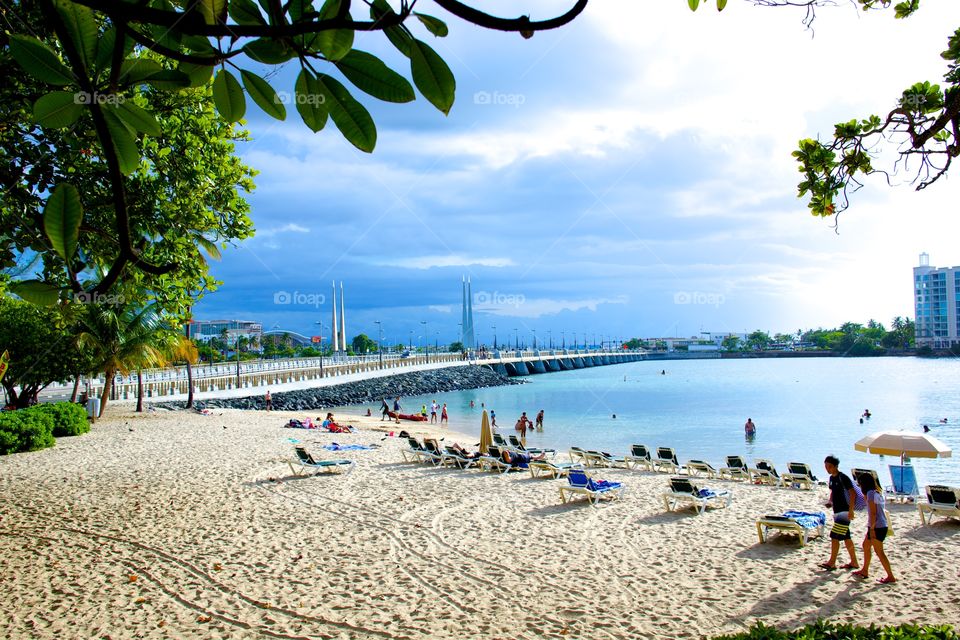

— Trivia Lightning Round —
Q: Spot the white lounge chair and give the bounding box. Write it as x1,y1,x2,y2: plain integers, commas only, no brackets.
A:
750,459,783,486
918,485,960,525
662,477,732,515
529,459,577,479
781,462,818,490
755,511,826,547
624,444,653,471
654,447,680,474
289,447,355,476
686,459,718,479
719,455,750,481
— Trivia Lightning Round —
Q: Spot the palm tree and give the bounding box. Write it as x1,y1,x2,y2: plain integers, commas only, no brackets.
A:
166,334,199,409
76,302,167,417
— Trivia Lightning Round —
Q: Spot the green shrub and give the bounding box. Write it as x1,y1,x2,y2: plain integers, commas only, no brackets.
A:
0,409,55,455
711,621,959,640
32,402,90,437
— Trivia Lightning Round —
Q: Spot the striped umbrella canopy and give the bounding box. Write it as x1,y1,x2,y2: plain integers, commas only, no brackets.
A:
479,410,493,456
854,430,952,460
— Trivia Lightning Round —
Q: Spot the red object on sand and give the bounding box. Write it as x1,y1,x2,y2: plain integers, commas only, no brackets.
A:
388,411,428,422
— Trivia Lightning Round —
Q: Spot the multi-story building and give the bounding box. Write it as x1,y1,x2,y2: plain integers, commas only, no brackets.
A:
913,253,960,349
186,320,263,346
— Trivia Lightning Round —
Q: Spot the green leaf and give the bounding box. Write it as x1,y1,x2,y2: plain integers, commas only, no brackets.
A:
119,59,163,84
335,50,415,103
194,235,222,260
102,108,141,175
196,0,227,25
409,39,455,115
243,38,295,64
212,68,246,122
94,27,117,75
370,0,412,57
717,0,728,10
295,68,328,132
240,70,286,120
115,100,162,136
317,74,377,152
229,0,265,25
178,61,214,88
414,13,449,37
8,280,62,306
689,0,700,9
43,183,83,262
144,69,192,91
33,92,84,129
55,0,98,72
8,35,74,86
314,0,354,61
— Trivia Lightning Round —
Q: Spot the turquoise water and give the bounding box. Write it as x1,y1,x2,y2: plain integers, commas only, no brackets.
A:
353,357,960,486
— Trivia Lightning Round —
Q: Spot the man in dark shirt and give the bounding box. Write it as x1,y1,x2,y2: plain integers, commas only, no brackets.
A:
820,454,859,571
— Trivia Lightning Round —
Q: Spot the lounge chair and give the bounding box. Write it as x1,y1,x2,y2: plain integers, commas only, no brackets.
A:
420,438,445,465
719,455,750,481
624,444,653,471
887,465,919,503
750,459,783,486
493,433,508,448
558,468,625,505
755,511,826,547
598,451,628,468
781,462,818,490
654,447,680,474
478,446,512,474
289,446,355,476
529,459,577,479
441,446,480,470
507,435,556,457
568,447,588,465
918,485,960,525
662,477,732,514
851,467,881,489
686,460,718,479
401,437,430,463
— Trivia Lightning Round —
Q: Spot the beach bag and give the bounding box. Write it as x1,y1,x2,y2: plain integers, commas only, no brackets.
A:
852,480,867,511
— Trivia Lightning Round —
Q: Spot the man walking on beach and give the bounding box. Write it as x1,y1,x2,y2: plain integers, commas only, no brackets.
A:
820,454,859,571
380,398,390,421
393,396,402,424
265,390,272,412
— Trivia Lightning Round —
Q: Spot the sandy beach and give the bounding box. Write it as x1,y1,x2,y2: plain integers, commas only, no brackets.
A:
1,408,958,640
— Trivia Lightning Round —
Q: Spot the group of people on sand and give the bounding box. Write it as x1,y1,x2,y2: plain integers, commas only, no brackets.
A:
378,396,448,425
819,454,896,584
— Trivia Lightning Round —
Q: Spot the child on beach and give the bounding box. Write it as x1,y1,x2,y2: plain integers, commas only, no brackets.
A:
853,473,896,584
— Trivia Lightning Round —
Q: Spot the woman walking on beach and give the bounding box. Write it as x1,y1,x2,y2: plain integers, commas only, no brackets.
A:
440,403,448,425
853,473,896,584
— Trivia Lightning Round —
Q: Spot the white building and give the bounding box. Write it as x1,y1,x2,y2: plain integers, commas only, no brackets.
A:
914,253,960,349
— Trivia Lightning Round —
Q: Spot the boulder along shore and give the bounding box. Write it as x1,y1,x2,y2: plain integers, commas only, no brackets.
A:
156,364,525,412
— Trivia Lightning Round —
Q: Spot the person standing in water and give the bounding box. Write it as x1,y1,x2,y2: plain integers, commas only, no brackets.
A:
535,410,544,430
744,418,756,435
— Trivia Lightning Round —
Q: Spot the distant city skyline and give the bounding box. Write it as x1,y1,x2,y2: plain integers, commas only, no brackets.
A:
192,2,960,344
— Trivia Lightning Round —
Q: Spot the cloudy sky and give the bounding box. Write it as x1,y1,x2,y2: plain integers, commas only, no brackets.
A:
193,0,960,348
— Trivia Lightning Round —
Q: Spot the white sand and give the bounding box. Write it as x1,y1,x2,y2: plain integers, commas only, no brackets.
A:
0,408,958,639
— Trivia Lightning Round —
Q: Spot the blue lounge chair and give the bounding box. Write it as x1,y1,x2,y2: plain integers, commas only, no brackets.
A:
887,465,919,503
559,468,625,505
289,446,355,476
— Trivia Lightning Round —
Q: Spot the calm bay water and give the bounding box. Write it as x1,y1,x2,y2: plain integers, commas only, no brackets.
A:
352,357,960,486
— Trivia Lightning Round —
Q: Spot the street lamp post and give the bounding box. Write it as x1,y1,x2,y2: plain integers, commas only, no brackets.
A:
315,321,324,378
548,330,553,350
421,321,428,363
374,321,383,369
408,330,413,351
234,320,241,387
561,330,565,350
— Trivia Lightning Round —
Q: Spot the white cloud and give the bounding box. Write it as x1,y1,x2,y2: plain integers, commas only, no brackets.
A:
255,223,310,238
373,255,516,270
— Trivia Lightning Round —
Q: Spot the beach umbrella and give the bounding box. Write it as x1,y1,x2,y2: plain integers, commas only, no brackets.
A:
479,410,493,455
854,430,952,461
